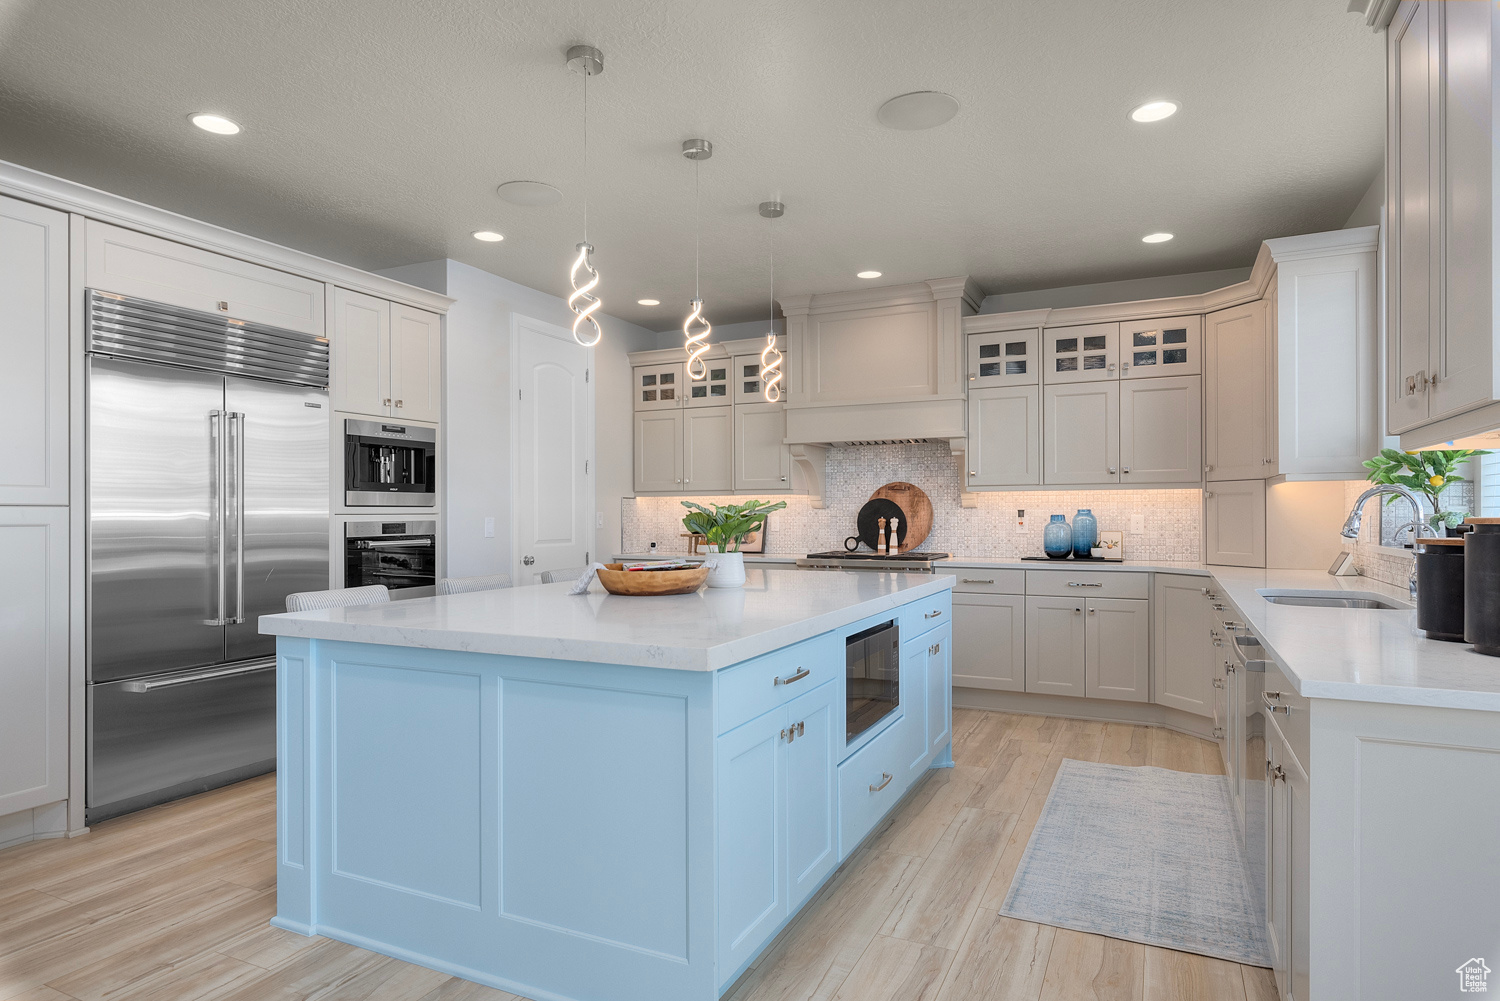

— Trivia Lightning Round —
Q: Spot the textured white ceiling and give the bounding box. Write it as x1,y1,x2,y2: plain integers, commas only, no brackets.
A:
0,0,1383,330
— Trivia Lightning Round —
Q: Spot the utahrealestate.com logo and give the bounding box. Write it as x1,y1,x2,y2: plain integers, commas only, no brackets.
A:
1458,958,1492,993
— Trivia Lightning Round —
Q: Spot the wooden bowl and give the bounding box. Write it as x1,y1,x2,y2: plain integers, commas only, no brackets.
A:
595,563,709,596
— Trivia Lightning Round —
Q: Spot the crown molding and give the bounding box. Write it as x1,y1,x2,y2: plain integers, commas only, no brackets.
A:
779,275,977,316
0,159,454,313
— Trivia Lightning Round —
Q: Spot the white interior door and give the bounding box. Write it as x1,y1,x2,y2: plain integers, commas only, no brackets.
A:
514,316,593,582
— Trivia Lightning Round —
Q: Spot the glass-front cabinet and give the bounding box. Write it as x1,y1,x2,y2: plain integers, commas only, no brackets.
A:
1044,322,1120,384
733,342,789,404
968,327,1039,389
1120,315,1202,379
686,362,731,407
634,361,684,411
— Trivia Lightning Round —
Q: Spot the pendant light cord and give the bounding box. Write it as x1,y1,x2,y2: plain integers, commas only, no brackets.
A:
582,66,589,243
694,159,700,299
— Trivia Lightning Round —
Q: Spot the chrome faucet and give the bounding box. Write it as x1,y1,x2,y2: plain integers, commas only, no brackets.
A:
1341,485,1433,600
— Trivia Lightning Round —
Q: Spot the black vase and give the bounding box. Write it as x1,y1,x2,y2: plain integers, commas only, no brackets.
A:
1416,539,1466,641
1464,519,1500,656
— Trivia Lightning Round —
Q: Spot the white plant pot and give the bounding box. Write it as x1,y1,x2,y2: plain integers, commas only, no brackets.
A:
705,551,746,588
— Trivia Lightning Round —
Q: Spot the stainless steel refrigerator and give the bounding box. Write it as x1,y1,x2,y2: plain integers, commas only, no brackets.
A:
86,291,329,821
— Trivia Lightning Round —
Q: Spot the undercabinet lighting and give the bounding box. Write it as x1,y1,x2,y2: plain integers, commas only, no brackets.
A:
637,299,660,306
472,231,504,242
857,270,882,279
190,113,241,135
1141,232,1174,243
1130,101,1179,123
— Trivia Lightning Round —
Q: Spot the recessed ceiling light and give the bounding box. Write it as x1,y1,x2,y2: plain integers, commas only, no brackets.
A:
1130,101,1179,123
189,113,240,135
1141,232,1174,243
876,92,960,131
857,271,882,279
637,299,660,306
497,180,563,206
472,230,504,242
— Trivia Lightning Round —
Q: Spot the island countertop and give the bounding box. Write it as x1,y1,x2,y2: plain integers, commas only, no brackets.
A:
259,567,954,671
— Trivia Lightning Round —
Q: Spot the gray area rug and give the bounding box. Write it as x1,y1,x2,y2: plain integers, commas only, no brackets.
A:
1000,759,1271,967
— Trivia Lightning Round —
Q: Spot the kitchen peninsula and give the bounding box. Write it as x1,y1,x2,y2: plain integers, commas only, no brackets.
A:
259,568,954,1001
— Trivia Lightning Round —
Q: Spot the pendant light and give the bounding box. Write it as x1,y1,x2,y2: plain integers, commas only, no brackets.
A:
758,200,784,403
682,138,713,380
566,44,603,348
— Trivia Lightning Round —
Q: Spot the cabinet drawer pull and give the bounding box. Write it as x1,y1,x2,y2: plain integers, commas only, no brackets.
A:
961,578,995,584
870,772,893,793
1066,581,1103,588
924,609,942,619
1271,764,1286,783
1261,691,1291,715
1213,678,1225,689
1213,727,1224,738
773,667,810,686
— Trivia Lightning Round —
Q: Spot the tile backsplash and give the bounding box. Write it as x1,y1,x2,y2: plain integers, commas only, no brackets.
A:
1341,479,1416,589
622,441,1203,561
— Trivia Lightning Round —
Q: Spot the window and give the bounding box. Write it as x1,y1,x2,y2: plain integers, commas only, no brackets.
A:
1479,452,1500,517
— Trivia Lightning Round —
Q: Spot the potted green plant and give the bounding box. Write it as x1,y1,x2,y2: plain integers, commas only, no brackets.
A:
1362,447,1491,535
681,499,786,587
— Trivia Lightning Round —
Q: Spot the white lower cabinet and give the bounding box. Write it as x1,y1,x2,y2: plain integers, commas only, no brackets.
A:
733,404,791,492
1083,598,1149,702
951,592,1025,692
1205,479,1267,567
0,507,69,817
1266,717,1309,1001
1024,597,1088,696
716,681,838,977
1152,575,1214,716
967,386,1041,486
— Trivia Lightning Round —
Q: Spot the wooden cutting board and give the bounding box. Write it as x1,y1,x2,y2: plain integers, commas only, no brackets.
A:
868,482,932,552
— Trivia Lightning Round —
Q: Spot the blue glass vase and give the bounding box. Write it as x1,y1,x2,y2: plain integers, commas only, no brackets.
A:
1073,508,1098,558
1043,515,1072,559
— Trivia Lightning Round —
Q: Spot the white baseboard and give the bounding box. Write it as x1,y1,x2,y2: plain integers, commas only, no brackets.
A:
953,688,1217,741
0,800,69,851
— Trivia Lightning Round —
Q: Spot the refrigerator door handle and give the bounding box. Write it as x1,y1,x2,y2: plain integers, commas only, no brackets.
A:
120,658,275,693
230,412,247,625
206,409,228,626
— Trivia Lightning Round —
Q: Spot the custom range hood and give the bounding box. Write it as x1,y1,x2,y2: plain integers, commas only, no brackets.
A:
777,277,982,507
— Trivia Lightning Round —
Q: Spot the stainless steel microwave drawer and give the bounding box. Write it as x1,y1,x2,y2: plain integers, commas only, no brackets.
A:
1025,570,1149,599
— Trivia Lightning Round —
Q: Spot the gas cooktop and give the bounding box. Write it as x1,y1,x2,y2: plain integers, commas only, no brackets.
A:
802,551,950,561
797,551,950,572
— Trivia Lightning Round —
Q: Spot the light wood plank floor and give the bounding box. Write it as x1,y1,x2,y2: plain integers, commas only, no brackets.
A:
0,710,1274,1001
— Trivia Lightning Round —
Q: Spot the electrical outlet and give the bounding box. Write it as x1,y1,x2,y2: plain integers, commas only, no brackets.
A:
1130,513,1145,535
1016,508,1026,531
483,517,495,538
596,512,604,529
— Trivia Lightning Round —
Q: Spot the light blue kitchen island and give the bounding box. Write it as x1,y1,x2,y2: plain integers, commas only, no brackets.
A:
259,568,955,1001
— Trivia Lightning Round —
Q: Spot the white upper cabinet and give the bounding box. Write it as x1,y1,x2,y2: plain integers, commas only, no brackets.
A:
84,220,323,335
1119,376,1203,485
1205,479,1267,568
684,407,733,492
332,288,390,418
1264,231,1380,478
389,304,442,423
0,196,69,506
1044,322,1119,384
968,386,1041,487
734,403,791,493
1043,382,1120,484
734,344,787,404
1205,300,1272,481
1385,1,1500,443
968,328,1040,389
332,289,441,422
634,410,684,491
634,361,685,411
1121,315,1201,379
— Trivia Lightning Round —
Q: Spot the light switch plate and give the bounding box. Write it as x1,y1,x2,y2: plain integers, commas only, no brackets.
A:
1130,514,1145,535
483,517,495,538
597,512,604,529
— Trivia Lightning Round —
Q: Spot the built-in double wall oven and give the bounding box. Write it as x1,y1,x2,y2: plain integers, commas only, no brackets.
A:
345,520,437,597
846,620,900,744
344,418,436,507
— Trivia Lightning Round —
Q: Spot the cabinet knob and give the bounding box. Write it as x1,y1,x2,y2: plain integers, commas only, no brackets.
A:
1122,466,1130,474
969,470,977,476
1074,606,1082,614
217,300,229,312
1204,464,1213,472
1213,727,1224,739
383,398,392,406
1204,490,1215,499
1088,608,1095,616
1108,466,1117,474
1262,457,1272,464
1107,363,1116,373
395,400,404,408
1271,764,1287,783
780,475,787,481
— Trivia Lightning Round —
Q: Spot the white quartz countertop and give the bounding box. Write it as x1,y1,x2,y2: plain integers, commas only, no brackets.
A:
260,568,954,672
1205,567,1500,712
614,553,1213,575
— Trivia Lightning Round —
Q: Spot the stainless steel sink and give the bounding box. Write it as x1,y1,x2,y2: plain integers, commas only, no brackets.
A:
1256,589,1409,610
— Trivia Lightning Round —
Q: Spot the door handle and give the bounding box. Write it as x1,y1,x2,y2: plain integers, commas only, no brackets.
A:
1261,691,1291,715
206,409,229,626
230,412,246,625
870,772,893,793
121,658,275,693
522,555,535,566
774,667,810,686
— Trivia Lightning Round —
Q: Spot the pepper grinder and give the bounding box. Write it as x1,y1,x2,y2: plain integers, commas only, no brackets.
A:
889,516,900,554
876,517,887,554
